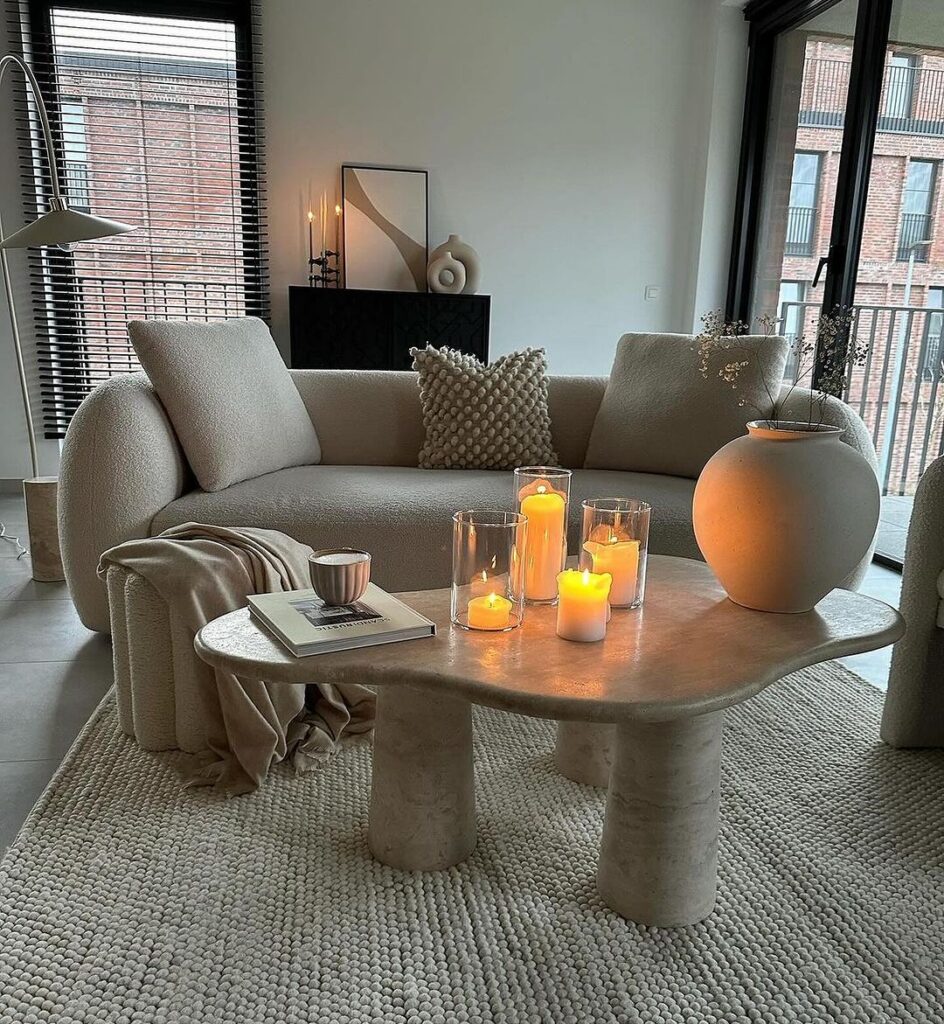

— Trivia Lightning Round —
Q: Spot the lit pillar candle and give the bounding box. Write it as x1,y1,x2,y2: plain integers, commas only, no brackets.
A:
556,569,612,642
583,533,640,607
518,479,567,601
467,591,513,630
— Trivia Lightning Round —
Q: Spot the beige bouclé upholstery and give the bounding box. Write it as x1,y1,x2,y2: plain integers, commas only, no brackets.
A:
129,317,321,492
585,333,789,478
59,361,877,634
151,466,701,597
882,456,944,747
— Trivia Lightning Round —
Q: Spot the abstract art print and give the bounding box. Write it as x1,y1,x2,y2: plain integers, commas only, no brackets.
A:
342,165,428,291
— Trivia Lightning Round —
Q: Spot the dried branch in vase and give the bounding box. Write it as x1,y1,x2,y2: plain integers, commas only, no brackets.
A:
694,307,866,430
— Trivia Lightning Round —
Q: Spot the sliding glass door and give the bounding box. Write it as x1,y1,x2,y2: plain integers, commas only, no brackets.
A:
729,0,944,566
749,0,859,360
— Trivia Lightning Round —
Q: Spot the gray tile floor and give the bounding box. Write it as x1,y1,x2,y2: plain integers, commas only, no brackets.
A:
875,494,913,564
0,494,904,855
0,495,113,855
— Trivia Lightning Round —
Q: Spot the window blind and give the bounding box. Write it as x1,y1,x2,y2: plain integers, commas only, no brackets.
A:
7,0,267,438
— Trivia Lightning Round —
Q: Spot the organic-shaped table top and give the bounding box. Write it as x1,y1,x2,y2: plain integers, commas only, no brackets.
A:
195,555,903,723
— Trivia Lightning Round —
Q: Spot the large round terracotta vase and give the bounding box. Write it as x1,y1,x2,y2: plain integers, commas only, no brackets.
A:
693,421,880,613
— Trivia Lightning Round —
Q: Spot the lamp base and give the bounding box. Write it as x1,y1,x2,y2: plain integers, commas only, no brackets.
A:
23,476,65,582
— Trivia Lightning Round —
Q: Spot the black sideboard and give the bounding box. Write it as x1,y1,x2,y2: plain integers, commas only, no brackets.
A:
289,286,490,371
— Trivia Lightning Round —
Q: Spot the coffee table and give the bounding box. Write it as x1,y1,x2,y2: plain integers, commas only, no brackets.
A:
194,555,903,926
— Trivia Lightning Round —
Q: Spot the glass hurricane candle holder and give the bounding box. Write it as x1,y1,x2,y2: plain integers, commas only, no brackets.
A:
578,498,651,609
451,510,527,631
514,466,572,605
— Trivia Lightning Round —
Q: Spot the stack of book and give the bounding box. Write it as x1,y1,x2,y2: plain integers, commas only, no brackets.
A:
248,583,435,657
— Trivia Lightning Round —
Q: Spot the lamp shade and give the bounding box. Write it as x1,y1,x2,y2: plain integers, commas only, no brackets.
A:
0,207,135,249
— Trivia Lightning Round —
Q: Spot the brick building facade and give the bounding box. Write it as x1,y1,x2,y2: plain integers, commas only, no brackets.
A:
775,38,944,494
49,48,248,385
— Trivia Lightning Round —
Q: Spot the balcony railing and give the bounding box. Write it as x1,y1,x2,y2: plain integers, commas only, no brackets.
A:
784,206,816,256
897,212,932,261
799,57,944,136
777,300,944,496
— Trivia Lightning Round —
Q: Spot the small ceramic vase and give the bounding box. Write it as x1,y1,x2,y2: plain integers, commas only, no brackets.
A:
429,234,481,294
309,548,371,606
427,251,466,294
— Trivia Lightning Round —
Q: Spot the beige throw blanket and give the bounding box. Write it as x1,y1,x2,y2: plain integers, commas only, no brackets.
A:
99,523,375,795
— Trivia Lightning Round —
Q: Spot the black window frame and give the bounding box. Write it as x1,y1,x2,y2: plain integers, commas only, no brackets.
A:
727,0,895,391
16,0,267,438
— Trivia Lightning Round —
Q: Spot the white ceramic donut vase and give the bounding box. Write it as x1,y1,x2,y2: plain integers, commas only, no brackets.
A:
429,234,481,294
427,251,466,294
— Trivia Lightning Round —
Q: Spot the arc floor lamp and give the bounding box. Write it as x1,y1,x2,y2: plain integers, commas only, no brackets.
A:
0,52,133,581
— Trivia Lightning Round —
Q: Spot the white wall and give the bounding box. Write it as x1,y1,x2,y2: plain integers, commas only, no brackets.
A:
0,0,748,480
690,5,750,325
263,0,748,374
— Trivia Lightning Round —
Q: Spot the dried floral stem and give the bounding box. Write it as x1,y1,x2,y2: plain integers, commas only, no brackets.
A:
694,306,865,431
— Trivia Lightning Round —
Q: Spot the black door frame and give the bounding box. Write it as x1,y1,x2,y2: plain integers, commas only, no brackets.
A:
726,0,894,389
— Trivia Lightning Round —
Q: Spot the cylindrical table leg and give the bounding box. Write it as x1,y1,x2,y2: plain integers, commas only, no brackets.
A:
597,710,723,926
368,685,475,871
554,721,615,787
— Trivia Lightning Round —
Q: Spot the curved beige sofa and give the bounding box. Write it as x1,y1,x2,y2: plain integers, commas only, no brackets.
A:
59,369,878,634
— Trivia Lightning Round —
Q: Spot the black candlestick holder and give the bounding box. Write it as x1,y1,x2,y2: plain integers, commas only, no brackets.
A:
309,249,340,288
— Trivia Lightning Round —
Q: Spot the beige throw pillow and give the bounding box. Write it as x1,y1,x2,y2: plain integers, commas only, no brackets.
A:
129,317,321,492
411,345,559,470
584,332,788,479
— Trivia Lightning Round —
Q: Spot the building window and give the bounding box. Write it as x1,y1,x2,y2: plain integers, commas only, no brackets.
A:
922,287,944,382
60,100,89,213
13,1,267,438
897,159,936,262
785,152,821,257
777,280,809,379
883,53,917,122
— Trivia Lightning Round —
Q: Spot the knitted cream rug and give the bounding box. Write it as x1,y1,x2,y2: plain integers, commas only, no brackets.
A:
1,663,942,1024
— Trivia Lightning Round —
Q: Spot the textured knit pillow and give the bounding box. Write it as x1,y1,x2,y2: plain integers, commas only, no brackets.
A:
129,317,321,492
411,345,558,470
584,332,788,479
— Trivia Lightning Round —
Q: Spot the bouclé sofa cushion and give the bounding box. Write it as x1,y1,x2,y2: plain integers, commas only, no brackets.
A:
129,317,321,492
584,332,788,479
411,345,558,470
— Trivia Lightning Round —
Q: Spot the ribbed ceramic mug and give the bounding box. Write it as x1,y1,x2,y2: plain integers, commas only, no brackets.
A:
309,548,371,605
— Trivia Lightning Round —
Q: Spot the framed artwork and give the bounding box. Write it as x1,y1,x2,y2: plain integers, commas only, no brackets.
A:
342,164,428,292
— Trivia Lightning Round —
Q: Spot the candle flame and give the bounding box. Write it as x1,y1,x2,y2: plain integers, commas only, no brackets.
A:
582,569,591,585
537,484,546,494
480,570,488,583
335,203,342,216
307,210,314,222
487,592,499,607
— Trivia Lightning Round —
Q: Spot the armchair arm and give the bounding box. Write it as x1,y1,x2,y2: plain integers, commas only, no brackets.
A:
776,386,878,590
882,455,944,747
59,373,189,632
